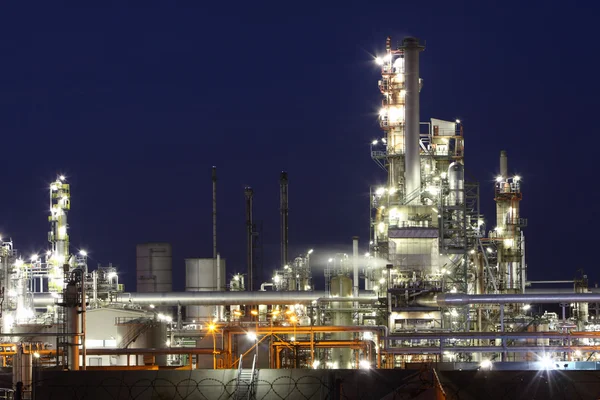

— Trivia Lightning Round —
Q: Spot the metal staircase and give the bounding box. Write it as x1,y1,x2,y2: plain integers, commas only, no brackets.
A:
234,354,258,400
118,320,153,348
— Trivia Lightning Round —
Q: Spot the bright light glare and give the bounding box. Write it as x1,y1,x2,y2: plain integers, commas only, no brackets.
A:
247,332,257,341
514,176,521,181
540,355,554,369
359,360,370,369
33,352,40,359
575,350,582,357
308,249,314,255
375,187,385,196
30,254,38,262
480,359,492,369
379,278,385,284
208,323,216,331
522,304,531,311
312,360,320,369
372,139,378,145
496,176,503,182
59,175,65,181
273,275,281,283
79,250,87,256
375,57,383,65
455,119,461,124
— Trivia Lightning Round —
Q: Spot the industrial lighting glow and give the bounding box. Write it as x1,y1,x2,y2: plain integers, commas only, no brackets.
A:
372,139,379,145
540,355,554,369
251,309,258,316
480,359,492,369
79,250,87,256
208,323,216,331
375,187,385,196
388,187,397,194
522,304,531,311
364,252,370,257
383,54,392,62
30,254,38,262
455,119,461,124
149,304,155,309
359,360,371,369
33,352,40,359
312,360,320,369
495,176,503,182
514,176,521,181
59,175,65,181
375,56,384,65
308,249,314,255
379,278,385,284
575,350,582,357
273,275,281,283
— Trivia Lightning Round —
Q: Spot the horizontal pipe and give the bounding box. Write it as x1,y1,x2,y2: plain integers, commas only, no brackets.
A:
527,281,575,285
421,293,600,306
385,346,600,354
85,348,220,355
33,291,376,307
386,331,600,340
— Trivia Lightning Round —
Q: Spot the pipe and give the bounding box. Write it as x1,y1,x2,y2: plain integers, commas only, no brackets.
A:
280,171,288,268
384,346,600,354
385,331,600,340
33,291,377,307
352,236,359,298
401,37,425,203
212,167,219,291
418,293,600,307
500,150,507,178
244,187,254,292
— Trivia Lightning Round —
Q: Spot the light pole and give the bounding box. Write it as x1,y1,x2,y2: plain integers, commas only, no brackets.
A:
251,309,259,360
208,323,217,369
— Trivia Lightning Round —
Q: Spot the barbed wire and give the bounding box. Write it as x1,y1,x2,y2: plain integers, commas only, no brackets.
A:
30,370,438,400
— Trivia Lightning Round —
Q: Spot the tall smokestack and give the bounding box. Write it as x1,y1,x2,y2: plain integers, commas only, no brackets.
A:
352,236,359,297
280,171,289,268
401,37,425,203
500,150,508,178
244,187,254,291
212,166,218,290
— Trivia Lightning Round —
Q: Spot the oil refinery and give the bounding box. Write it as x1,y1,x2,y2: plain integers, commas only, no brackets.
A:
3,37,600,399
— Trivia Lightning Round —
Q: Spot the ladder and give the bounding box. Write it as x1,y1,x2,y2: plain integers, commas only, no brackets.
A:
234,354,258,400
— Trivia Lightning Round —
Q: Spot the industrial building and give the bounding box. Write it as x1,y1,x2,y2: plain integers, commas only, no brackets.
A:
2,36,599,399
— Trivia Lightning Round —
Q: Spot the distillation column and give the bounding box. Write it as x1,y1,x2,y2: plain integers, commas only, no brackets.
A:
48,175,71,291
494,151,525,291
402,37,425,203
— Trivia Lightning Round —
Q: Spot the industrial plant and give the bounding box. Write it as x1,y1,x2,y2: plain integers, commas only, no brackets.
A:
3,36,600,399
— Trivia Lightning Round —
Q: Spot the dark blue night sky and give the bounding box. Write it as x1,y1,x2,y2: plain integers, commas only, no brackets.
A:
0,2,597,291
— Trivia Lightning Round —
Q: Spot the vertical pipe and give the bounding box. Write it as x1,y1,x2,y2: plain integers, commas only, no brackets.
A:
500,150,508,178
245,187,254,292
352,237,359,298
212,167,218,291
280,172,289,269
401,37,425,203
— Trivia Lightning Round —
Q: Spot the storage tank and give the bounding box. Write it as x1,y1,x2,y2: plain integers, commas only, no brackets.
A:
136,243,172,293
117,319,168,366
185,258,226,322
330,275,353,369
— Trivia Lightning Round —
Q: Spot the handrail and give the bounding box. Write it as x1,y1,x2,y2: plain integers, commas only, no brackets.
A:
248,354,257,400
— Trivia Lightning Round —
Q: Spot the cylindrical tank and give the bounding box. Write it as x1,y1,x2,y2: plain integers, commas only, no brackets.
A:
402,37,424,203
136,243,172,293
118,320,168,366
13,346,32,394
448,162,464,205
330,275,353,369
185,258,226,322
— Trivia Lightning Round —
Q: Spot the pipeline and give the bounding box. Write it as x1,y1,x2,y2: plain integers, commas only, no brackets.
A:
33,291,377,307
417,292,600,307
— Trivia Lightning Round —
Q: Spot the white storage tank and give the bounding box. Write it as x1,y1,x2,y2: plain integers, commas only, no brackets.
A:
136,243,172,293
185,258,226,322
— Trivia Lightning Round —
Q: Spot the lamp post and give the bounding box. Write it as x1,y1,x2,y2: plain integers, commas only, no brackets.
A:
208,323,217,369
251,309,259,359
